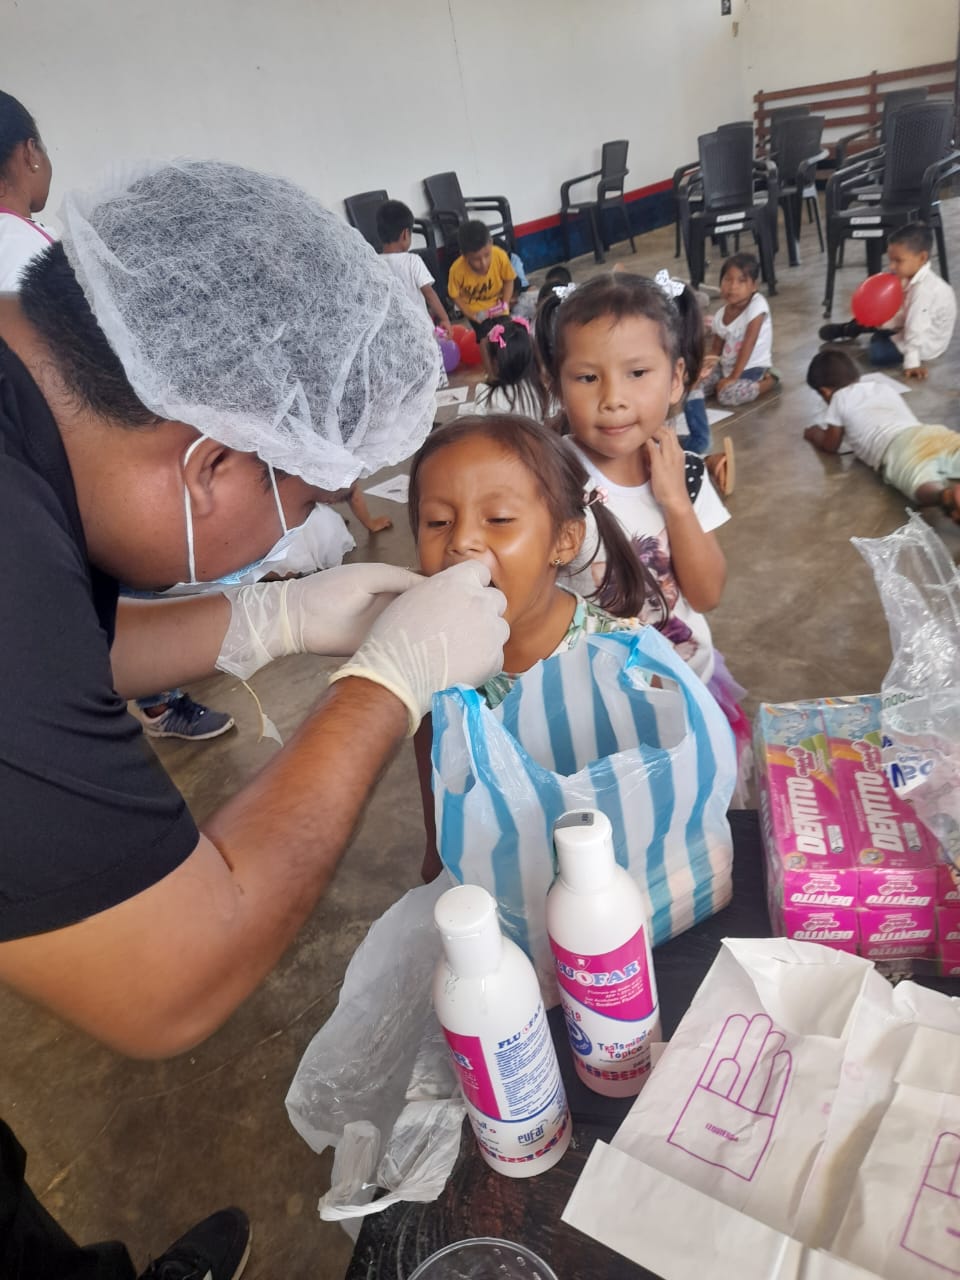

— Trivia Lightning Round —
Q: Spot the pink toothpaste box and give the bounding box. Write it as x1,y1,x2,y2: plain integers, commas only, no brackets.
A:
756,702,855,924
939,862,960,905
820,698,941,906
858,906,936,960
780,906,859,953
937,906,960,950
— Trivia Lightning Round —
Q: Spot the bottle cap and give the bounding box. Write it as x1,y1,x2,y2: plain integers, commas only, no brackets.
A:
553,809,616,893
435,884,504,979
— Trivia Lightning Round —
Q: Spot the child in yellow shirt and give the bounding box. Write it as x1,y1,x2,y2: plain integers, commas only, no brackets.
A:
447,220,516,323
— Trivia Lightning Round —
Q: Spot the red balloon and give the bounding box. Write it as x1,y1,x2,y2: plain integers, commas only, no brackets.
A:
458,330,483,367
450,324,472,346
851,273,904,327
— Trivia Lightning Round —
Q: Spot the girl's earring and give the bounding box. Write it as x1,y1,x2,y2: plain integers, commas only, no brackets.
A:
551,557,563,567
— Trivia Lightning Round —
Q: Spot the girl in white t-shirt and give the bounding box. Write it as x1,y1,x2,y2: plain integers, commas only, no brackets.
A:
537,271,752,792
0,92,55,292
700,253,777,408
472,314,548,420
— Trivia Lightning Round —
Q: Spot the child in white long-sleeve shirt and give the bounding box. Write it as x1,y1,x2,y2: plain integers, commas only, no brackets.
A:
819,223,956,379
804,347,960,521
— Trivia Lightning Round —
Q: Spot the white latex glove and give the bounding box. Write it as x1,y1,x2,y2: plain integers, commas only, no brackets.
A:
328,562,508,734
216,563,423,679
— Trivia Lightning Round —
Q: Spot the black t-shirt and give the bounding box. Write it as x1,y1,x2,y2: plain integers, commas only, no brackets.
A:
0,340,199,941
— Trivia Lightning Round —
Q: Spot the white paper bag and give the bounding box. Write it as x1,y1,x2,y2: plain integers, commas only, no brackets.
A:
607,938,877,1235
563,938,960,1280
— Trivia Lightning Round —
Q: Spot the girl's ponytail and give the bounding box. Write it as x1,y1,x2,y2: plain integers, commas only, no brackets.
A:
672,283,705,390
586,490,669,625
533,285,568,386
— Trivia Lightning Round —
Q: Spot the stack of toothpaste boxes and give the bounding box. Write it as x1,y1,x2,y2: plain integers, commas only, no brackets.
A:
756,695,960,975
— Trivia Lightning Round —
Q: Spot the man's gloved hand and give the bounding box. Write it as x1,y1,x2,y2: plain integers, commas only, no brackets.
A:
216,563,423,679
328,562,508,733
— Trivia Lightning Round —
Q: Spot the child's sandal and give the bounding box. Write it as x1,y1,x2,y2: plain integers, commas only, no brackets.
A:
706,438,736,498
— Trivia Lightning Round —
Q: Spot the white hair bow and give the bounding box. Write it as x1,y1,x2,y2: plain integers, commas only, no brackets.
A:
553,282,577,301
654,269,686,299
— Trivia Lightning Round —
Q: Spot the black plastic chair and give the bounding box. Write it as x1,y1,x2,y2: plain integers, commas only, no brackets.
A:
772,115,826,265
344,190,436,252
822,100,958,315
766,105,810,158
422,172,515,255
559,140,636,263
678,128,778,292
835,87,929,168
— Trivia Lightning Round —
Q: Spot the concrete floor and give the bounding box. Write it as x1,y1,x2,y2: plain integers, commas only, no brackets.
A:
3,203,959,1279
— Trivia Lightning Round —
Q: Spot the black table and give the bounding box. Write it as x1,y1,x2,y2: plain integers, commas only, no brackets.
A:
344,812,768,1279
343,811,955,1278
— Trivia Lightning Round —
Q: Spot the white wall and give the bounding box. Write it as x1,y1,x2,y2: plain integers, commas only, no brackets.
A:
3,0,745,231
739,0,957,96
2,0,955,235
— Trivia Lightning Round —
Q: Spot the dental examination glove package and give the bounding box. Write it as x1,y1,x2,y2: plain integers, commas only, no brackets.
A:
563,937,960,1280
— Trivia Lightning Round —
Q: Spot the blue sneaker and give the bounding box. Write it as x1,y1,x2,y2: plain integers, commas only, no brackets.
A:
142,694,235,741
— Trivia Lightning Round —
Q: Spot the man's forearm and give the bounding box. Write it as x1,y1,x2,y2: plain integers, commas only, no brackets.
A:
0,677,410,1058
111,595,232,698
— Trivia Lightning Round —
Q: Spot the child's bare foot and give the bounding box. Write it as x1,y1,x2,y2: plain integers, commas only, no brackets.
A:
755,372,779,397
365,515,393,533
706,438,735,497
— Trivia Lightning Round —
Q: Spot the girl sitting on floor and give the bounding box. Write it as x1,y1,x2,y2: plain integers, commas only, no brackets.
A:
471,315,548,421
700,252,777,407
409,414,662,880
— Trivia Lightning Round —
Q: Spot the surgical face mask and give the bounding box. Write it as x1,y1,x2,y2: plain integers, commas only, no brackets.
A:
163,435,351,596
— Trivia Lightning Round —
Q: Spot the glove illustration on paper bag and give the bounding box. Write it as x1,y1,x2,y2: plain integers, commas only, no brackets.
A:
900,1130,960,1275
668,1012,792,1182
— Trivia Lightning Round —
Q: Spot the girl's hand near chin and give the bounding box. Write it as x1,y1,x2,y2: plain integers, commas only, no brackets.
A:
646,428,690,515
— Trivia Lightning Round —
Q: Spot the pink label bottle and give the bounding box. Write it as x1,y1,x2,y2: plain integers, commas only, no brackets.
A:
433,885,571,1177
547,809,661,1097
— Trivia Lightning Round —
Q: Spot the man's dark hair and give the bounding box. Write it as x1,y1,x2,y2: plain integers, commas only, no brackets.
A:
0,90,40,177
19,243,161,427
888,221,934,256
375,199,414,246
806,347,860,393
458,220,492,255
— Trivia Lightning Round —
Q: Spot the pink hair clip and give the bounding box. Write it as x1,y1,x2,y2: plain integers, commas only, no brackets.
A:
487,324,507,349
584,486,609,508
512,315,531,333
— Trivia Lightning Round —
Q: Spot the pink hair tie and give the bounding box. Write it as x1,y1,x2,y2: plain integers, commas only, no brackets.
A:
487,324,506,349
512,315,531,333
584,486,609,508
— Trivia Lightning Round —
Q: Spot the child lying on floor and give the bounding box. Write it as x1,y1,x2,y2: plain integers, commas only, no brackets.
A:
803,348,960,521
409,413,661,880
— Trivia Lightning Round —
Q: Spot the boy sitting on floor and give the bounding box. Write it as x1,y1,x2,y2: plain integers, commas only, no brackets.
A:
446,220,516,324
819,222,956,380
803,348,960,522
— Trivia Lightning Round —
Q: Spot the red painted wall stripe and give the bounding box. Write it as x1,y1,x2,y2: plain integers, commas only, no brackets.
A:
513,178,673,238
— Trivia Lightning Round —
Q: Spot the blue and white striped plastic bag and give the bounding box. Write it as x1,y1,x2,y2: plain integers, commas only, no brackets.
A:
431,628,736,997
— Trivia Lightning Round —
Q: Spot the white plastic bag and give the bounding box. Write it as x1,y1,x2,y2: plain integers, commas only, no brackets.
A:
853,513,960,867
431,628,736,996
285,880,464,1224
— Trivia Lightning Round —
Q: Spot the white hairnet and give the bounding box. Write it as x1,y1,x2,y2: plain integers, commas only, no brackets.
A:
60,160,440,488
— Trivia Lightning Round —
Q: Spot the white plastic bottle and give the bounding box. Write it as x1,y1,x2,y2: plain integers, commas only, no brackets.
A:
547,809,661,1097
433,884,571,1177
